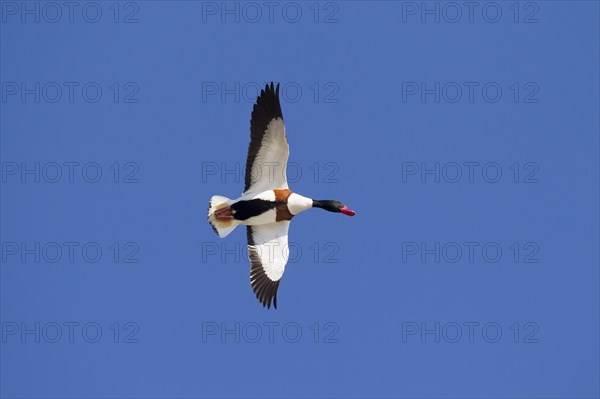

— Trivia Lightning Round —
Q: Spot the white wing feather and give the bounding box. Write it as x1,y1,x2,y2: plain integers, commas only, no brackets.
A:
247,221,290,308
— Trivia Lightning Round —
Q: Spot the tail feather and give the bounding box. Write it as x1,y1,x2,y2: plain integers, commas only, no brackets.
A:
208,195,238,238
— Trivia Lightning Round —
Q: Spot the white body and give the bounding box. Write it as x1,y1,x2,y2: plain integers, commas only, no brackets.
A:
234,190,313,226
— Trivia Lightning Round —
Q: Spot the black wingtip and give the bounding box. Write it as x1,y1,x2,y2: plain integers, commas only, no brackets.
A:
265,82,279,97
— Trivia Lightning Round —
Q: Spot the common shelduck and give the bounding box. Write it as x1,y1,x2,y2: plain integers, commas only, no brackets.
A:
207,82,355,309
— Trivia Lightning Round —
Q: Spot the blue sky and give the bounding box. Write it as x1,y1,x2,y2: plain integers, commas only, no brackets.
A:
1,1,599,398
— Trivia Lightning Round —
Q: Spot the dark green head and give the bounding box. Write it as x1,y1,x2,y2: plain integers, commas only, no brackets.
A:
312,200,356,216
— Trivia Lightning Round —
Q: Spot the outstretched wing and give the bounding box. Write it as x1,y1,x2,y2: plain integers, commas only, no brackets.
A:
245,82,289,194
247,222,290,309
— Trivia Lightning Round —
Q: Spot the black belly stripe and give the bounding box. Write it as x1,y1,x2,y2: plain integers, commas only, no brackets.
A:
232,199,284,221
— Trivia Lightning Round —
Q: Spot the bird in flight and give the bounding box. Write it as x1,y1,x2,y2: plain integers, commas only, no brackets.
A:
208,82,355,309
